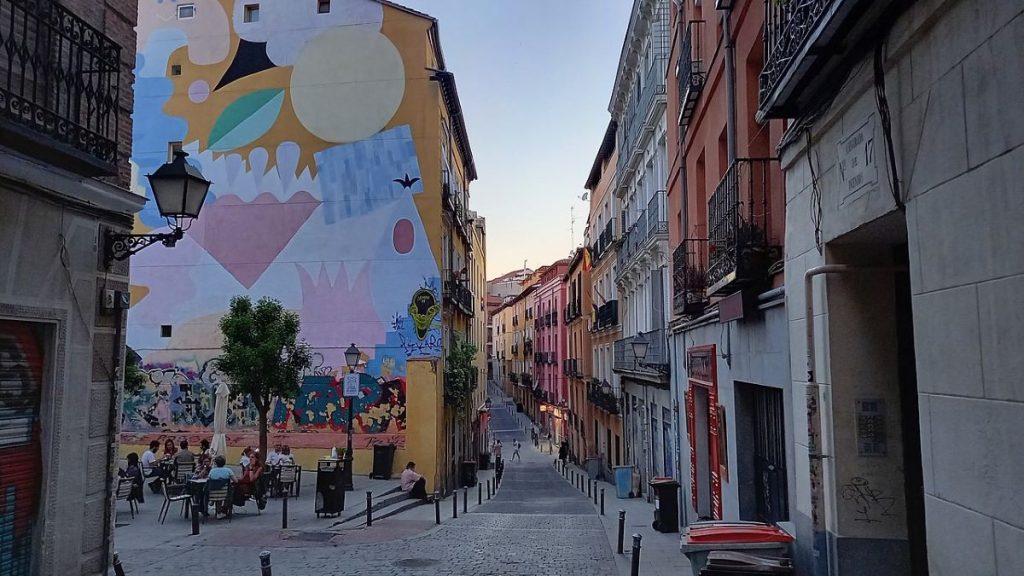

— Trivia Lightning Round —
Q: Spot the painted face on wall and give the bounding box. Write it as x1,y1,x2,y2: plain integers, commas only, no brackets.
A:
409,289,441,340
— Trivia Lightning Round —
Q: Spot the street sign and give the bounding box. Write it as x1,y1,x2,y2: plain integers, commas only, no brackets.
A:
343,373,359,397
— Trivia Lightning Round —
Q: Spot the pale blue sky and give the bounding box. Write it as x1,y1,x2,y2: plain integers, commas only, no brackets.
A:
400,0,633,278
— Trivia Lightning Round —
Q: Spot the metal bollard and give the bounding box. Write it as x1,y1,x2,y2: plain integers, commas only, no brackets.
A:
452,491,458,518
617,510,626,554
112,553,126,576
630,534,642,576
600,488,605,515
434,492,441,524
259,551,273,576
487,480,492,500
463,487,468,513
593,481,598,505
281,492,288,530
365,491,373,527
191,502,200,535
588,478,592,498
478,482,482,505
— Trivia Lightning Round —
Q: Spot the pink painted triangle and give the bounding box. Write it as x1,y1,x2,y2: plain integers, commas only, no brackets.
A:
189,191,320,288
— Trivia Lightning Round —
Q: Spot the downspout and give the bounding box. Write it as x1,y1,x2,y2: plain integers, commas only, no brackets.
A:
804,265,906,576
669,332,687,526
722,7,738,163
104,301,125,573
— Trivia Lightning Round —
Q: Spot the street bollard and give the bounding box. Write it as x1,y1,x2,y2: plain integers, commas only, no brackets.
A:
630,534,643,576
463,487,468,513
259,551,273,576
452,491,458,519
600,489,605,515
487,480,492,500
434,492,441,524
281,492,288,530
366,491,373,527
617,511,626,554
191,502,200,535
112,553,126,576
478,482,482,505
593,481,598,505
588,478,592,498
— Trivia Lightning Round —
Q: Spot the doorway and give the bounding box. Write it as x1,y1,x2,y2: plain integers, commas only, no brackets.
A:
692,385,712,519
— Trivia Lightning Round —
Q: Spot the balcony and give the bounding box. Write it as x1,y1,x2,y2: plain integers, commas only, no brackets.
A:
593,300,619,332
587,380,620,415
511,344,519,357
617,56,668,193
442,274,475,317
672,239,709,317
591,220,616,263
617,190,668,276
706,159,780,296
564,300,582,324
677,20,706,129
0,0,122,175
521,373,533,387
613,329,670,384
759,0,901,119
509,372,519,384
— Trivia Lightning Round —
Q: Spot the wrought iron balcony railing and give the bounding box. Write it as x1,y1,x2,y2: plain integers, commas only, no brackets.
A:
759,0,899,118
591,220,615,263
521,373,533,387
613,329,670,379
587,380,620,415
0,0,122,175
672,238,709,317
677,20,706,128
593,299,619,332
616,190,668,276
706,158,780,296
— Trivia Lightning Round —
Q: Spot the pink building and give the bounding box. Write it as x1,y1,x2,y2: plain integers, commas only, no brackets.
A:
532,260,570,438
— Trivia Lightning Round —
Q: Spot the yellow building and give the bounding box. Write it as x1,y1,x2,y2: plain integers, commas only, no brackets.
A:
124,1,481,494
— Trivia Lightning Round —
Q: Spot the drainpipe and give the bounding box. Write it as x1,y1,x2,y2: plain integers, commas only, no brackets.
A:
669,332,687,526
103,300,125,573
803,265,906,576
722,7,738,163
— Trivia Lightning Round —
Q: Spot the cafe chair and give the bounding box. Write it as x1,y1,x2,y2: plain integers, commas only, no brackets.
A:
175,461,195,483
115,478,138,519
206,480,232,522
158,481,192,524
277,465,298,497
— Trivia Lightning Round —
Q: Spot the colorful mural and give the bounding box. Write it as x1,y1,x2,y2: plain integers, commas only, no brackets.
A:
125,0,442,449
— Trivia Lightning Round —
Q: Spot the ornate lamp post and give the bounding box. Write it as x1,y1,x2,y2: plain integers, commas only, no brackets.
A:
342,343,361,491
104,151,211,267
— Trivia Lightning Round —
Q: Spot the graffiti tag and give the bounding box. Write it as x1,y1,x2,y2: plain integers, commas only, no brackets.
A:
841,476,896,523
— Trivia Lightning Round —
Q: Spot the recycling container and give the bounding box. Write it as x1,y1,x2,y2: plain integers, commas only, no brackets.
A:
613,465,633,499
650,477,681,533
585,456,601,479
680,521,794,576
371,443,397,480
314,459,344,517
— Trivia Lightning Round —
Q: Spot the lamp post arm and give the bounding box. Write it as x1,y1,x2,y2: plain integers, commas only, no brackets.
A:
104,228,184,267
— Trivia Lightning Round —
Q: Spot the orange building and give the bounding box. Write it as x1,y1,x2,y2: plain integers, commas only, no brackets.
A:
564,249,591,464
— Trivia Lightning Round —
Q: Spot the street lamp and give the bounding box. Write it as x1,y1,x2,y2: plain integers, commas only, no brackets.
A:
104,150,211,267
631,330,649,369
342,343,361,491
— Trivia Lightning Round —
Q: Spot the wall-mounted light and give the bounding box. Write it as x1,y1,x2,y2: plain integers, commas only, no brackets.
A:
104,151,211,267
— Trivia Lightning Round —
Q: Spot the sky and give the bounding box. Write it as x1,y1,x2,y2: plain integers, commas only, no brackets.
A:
399,0,633,279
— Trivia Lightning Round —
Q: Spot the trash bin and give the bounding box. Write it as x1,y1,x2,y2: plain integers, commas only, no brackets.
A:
613,465,633,499
700,551,793,575
461,461,478,487
585,456,601,479
371,444,397,479
516,402,523,412
314,459,344,517
479,451,491,471
680,521,794,576
650,477,680,533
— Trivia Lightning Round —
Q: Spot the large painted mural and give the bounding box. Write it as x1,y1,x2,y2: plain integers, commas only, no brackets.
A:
125,0,441,450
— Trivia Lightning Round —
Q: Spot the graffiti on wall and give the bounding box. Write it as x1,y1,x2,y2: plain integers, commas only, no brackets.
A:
125,0,441,447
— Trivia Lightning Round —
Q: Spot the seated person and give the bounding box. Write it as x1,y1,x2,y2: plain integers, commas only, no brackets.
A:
192,453,212,480
233,452,266,508
400,461,428,500
267,444,283,467
119,452,146,504
207,456,235,517
239,446,253,470
199,438,211,455
163,438,178,459
278,445,295,466
141,440,167,492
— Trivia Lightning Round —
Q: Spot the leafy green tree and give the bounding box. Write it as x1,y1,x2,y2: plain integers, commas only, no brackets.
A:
444,336,479,411
217,296,312,456
123,346,147,397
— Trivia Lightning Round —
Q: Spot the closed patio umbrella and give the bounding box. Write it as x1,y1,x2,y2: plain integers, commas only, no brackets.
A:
210,382,229,457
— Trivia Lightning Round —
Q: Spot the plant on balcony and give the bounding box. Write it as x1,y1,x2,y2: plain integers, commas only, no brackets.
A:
444,336,478,411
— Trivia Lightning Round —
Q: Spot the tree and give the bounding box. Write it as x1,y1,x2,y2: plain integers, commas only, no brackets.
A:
217,296,312,456
123,346,146,397
444,336,479,411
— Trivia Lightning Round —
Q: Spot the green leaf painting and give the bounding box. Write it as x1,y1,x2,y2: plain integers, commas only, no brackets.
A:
208,88,285,151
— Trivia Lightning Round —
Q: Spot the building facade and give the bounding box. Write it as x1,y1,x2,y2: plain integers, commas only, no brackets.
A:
533,261,569,435
762,0,1024,574
668,0,791,532
124,0,481,495
565,250,591,464
0,1,140,573
586,120,625,479
610,0,673,499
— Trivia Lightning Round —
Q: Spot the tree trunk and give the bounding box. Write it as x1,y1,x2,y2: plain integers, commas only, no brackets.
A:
258,405,269,459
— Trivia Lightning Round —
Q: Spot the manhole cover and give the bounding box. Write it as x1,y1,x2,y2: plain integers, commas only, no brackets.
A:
292,531,335,542
394,559,440,568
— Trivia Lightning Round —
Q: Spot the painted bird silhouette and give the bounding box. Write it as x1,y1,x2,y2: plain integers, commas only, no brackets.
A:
393,173,420,189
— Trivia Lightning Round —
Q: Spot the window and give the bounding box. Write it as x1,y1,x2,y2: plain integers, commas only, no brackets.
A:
317,0,331,13
176,4,195,19
170,64,182,76
160,325,173,338
243,4,260,23
167,141,182,161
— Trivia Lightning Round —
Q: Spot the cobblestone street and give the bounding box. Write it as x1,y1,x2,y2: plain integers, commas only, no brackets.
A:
116,402,618,576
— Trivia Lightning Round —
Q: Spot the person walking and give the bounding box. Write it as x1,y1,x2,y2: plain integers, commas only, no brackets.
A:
511,439,521,462
493,439,503,469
